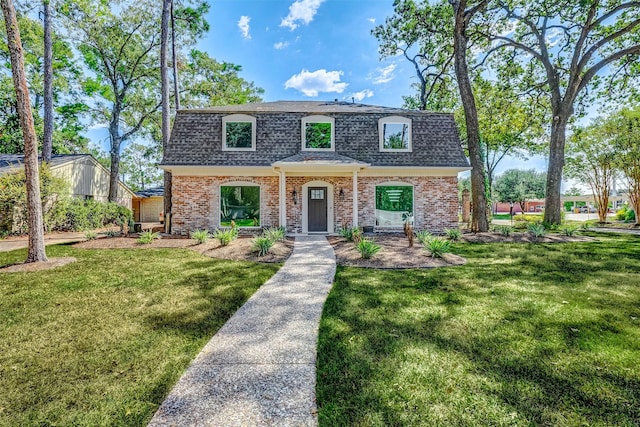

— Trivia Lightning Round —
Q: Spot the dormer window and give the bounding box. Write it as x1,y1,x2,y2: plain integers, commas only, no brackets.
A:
379,116,412,152
222,114,256,151
302,115,335,151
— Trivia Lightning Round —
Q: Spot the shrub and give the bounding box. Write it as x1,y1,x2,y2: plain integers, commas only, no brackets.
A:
496,225,513,236
190,229,211,244
513,214,543,222
356,238,381,259
105,229,120,238
581,222,593,231
263,226,285,243
214,228,237,246
527,222,547,238
625,209,636,222
444,228,461,241
252,236,274,256
339,226,361,242
616,206,629,221
425,237,451,258
84,230,98,240
137,230,160,244
416,230,433,245
560,224,580,236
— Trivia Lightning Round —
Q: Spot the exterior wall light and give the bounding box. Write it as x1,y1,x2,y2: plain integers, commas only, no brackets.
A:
292,188,298,204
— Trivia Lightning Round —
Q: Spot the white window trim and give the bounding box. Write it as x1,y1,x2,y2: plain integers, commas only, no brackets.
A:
302,180,334,233
374,181,414,228
219,182,261,228
222,114,256,151
379,116,412,152
301,115,335,152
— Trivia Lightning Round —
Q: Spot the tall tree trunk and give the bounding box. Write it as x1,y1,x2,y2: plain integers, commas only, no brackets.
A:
108,111,122,202
452,0,489,232
161,0,172,229
2,0,48,262
171,0,180,111
42,0,53,163
544,110,569,225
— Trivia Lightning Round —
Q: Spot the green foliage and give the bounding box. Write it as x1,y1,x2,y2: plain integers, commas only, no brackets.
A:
416,230,433,245
339,226,361,242
213,228,237,246
559,224,580,237
496,225,513,236
262,226,285,243
494,169,547,213
424,237,451,258
513,214,543,222
104,229,120,238
444,228,461,241
356,238,381,259
58,199,132,232
616,205,636,222
225,122,253,148
190,229,210,244
84,230,97,240
252,236,274,257
220,185,260,227
137,230,160,244
527,222,547,238
375,186,413,213
120,142,162,192
304,122,332,149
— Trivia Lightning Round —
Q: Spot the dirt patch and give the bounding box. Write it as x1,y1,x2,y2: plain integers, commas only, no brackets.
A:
0,257,77,273
74,235,294,263
462,232,594,243
328,235,466,269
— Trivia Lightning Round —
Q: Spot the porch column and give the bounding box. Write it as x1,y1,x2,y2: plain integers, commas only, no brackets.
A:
279,169,286,228
352,170,358,227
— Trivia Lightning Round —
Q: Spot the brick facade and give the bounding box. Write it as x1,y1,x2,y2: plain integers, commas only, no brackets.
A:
171,174,458,235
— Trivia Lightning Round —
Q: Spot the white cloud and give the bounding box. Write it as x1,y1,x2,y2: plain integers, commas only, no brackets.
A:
280,0,324,31
368,17,376,24
284,69,348,97
371,64,397,84
238,16,251,39
348,89,374,102
274,41,289,50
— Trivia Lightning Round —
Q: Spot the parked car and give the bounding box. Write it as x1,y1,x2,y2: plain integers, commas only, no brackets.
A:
578,206,596,213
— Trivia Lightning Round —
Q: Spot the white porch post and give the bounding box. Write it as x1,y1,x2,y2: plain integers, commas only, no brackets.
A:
352,170,358,227
278,169,286,228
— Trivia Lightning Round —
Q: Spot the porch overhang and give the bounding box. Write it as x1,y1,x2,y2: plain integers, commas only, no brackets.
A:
271,153,370,174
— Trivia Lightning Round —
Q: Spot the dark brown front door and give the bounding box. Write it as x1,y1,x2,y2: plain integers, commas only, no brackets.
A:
308,187,328,232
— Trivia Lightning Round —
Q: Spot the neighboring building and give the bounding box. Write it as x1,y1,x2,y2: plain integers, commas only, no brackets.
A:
133,187,164,223
0,154,134,209
161,101,470,235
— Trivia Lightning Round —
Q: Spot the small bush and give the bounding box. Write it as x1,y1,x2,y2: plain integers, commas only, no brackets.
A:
214,228,237,246
560,224,580,236
263,226,285,243
416,230,433,245
581,222,593,231
425,237,451,258
190,229,211,244
105,229,120,238
84,230,98,240
356,238,381,259
252,236,274,256
527,222,547,238
444,228,461,241
625,209,636,222
339,226,360,241
138,230,160,244
496,225,513,236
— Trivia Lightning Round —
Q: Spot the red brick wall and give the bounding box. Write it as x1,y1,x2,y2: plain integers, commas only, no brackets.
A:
171,176,279,235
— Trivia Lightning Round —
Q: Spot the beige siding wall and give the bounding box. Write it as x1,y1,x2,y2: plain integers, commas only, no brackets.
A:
139,197,164,222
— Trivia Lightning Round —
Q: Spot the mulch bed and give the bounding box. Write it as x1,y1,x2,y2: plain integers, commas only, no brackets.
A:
328,234,467,269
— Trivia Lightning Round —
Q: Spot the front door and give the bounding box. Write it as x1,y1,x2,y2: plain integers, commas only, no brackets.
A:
308,187,328,232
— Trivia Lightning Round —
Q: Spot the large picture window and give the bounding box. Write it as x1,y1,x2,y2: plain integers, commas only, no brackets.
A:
379,116,412,152
222,114,256,151
375,185,413,227
302,115,335,151
220,185,260,227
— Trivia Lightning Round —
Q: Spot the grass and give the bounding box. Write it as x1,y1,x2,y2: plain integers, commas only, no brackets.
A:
317,233,640,426
0,245,279,426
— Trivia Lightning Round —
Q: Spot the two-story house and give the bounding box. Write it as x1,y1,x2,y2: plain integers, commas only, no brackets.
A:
161,101,470,235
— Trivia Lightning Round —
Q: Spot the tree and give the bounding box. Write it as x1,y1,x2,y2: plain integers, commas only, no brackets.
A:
487,1,640,225
1,0,47,262
565,123,616,223
120,142,162,192
42,0,53,162
161,0,171,227
494,169,546,213
608,107,640,226
60,0,164,202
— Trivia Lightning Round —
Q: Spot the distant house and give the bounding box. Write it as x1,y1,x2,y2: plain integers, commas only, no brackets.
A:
161,101,470,234
133,187,164,223
0,154,134,208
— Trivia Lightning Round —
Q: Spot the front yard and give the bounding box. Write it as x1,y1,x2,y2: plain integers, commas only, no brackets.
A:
0,245,279,425
317,233,640,426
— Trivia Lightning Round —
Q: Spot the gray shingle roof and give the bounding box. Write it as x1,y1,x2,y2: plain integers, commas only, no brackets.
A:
0,154,92,175
135,187,164,198
163,101,469,169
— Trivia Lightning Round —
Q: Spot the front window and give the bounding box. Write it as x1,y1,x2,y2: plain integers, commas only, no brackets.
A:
379,116,412,152
220,185,260,227
302,115,335,151
222,114,256,151
375,185,413,227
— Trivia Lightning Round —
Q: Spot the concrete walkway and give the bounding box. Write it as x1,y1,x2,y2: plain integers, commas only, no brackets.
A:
148,235,336,427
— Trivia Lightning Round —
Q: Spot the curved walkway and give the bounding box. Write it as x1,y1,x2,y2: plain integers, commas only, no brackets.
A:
149,235,336,426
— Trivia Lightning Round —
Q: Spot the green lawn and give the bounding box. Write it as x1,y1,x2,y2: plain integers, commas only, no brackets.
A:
0,245,279,426
317,233,640,426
